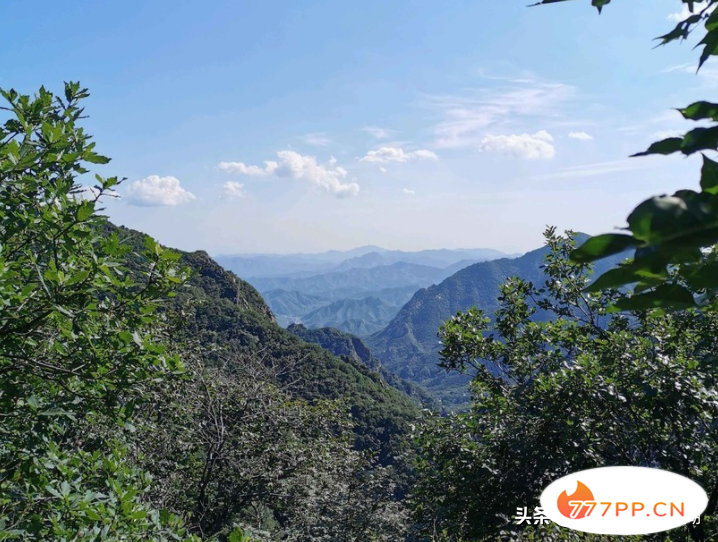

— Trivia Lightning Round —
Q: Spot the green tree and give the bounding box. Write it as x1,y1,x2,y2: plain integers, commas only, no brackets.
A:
411,230,718,541
0,83,200,540
130,311,410,541
531,0,718,311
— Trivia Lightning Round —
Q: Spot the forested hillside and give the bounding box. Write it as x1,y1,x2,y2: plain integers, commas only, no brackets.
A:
286,323,437,409
368,235,626,407
299,296,398,336
115,224,422,461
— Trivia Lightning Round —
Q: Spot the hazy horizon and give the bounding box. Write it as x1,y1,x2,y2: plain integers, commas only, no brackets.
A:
211,244,526,258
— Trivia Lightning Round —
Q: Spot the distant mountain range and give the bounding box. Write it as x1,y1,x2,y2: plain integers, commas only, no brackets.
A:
262,289,330,327
215,247,517,279
212,237,626,410
331,248,511,271
215,246,387,279
248,261,466,299
366,236,627,408
220,247,517,336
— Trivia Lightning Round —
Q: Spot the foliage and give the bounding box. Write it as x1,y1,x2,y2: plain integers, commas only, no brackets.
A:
0,83,202,539
411,229,718,541
532,0,718,311
100,225,420,539
134,342,410,541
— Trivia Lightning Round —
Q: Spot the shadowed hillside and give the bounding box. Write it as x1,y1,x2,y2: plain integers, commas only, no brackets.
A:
286,323,438,409
367,234,626,408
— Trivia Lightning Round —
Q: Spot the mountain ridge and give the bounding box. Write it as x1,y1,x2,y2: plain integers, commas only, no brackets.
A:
216,246,515,279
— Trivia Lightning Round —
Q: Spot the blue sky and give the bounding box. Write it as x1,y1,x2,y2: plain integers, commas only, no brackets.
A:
0,0,713,254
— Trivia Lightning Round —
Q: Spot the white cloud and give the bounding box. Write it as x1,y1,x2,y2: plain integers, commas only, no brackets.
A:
402,188,416,196
125,175,195,207
219,152,361,197
480,130,555,159
360,146,438,163
569,131,593,141
274,151,359,197
379,166,388,173
223,181,246,198
300,132,332,146
363,126,394,140
667,2,712,22
428,80,577,148
218,161,279,176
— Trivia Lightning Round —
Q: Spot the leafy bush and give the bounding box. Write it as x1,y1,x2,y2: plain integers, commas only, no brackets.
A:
412,230,718,541
0,83,197,540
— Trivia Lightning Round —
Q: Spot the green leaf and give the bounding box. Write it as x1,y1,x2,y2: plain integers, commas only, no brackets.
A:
701,154,718,194
85,509,101,521
570,234,638,264
84,152,111,165
529,0,574,6
77,201,94,222
65,270,90,286
143,235,160,255
612,284,697,311
698,26,718,69
706,6,718,31
584,262,668,293
632,137,683,157
26,396,40,411
530,0,610,13
591,0,610,13
683,261,718,290
626,191,718,245
680,101,718,122
680,126,718,154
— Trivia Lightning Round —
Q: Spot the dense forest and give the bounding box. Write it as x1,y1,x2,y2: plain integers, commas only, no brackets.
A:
5,1,718,541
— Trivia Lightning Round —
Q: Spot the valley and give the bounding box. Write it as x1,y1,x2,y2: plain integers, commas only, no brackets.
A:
219,248,517,336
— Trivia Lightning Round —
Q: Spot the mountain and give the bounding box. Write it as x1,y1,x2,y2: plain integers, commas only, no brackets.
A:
113,225,421,466
253,261,499,335
215,246,513,279
347,285,420,306
367,236,626,409
263,285,422,332
261,289,330,326
286,324,438,410
214,245,387,279
248,261,466,299
301,297,399,336
332,248,515,271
